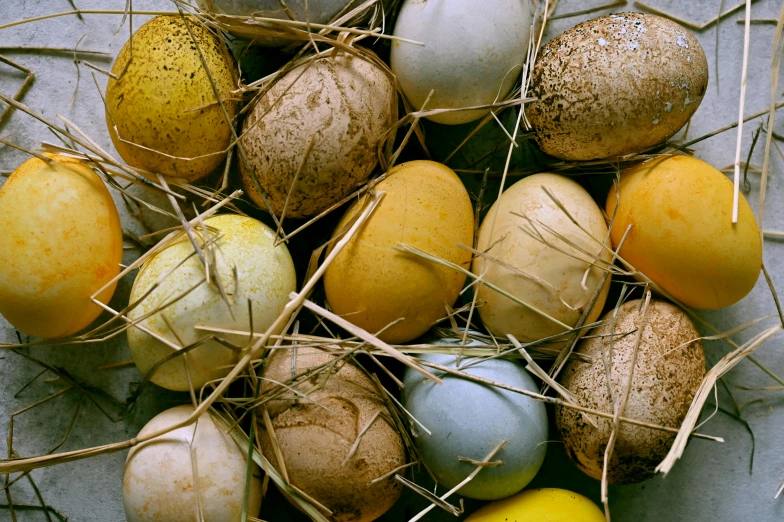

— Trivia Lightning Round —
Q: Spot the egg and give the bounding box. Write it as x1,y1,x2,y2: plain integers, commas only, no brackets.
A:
196,0,388,43
403,352,548,500
606,155,762,309
390,0,531,124
127,214,296,391
556,299,705,484
527,13,708,160
465,488,605,522
240,51,394,218
0,155,122,338
258,347,406,522
323,160,474,343
472,173,611,345
105,16,238,181
123,405,262,522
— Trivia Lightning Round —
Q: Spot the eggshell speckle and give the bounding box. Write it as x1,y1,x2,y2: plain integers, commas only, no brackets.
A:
123,405,262,522
127,214,296,391
391,0,531,124
404,352,548,500
0,155,122,338
606,155,762,309
105,16,238,181
527,13,708,160
556,299,705,484
465,488,605,522
472,173,611,345
259,347,406,522
324,160,474,343
240,52,394,218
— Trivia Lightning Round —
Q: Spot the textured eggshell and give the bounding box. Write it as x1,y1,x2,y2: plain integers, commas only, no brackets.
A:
391,0,530,124
123,405,262,522
323,160,474,343
472,173,611,344
0,155,122,338
259,347,406,522
556,299,705,484
465,488,605,522
606,155,762,309
240,52,394,218
105,16,238,181
127,215,296,391
527,13,708,160
403,352,548,500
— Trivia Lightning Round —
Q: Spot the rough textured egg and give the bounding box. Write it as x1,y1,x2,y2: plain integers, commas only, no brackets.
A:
323,160,474,343
240,52,394,218
465,488,605,521
556,299,705,484
527,13,708,160
472,173,611,345
127,214,296,391
105,16,238,181
259,347,405,522
123,405,262,522
0,155,122,338
404,353,548,500
606,155,762,309
390,0,531,124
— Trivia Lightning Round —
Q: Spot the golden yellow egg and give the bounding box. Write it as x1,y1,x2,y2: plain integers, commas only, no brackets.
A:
465,488,605,522
324,160,474,343
105,16,238,181
0,155,123,338
606,155,762,309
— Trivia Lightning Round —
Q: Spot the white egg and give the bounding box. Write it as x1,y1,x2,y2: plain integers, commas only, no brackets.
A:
390,0,531,124
127,214,297,392
123,405,262,522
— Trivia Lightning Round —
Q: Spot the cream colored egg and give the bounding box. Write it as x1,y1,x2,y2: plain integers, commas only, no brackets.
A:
323,160,474,343
391,0,531,124
527,13,708,160
0,155,122,338
472,173,611,344
240,52,394,218
127,214,296,391
123,405,262,522
105,16,238,181
259,347,406,522
606,155,762,309
556,299,705,484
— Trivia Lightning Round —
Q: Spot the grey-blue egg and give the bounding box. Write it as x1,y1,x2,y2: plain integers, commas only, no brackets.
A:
403,351,548,500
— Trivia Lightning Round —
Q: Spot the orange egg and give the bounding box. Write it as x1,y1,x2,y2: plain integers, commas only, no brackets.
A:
606,155,761,309
0,155,123,338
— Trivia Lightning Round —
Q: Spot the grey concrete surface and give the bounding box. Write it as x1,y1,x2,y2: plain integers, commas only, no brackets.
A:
2,0,784,521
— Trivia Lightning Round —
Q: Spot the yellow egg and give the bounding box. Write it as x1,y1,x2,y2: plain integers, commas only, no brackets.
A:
472,173,611,344
465,488,605,522
127,215,296,391
324,160,474,343
606,155,762,309
105,16,238,181
0,155,123,338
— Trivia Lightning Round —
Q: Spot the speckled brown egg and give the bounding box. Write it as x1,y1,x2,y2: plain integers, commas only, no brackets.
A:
555,299,705,484
105,16,238,181
526,13,708,160
258,347,406,522
240,51,394,218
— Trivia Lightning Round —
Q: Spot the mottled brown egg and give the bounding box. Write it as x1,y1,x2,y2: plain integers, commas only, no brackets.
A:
556,299,705,484
240,51,394,218
259,347,406,522
105,16,238,181
527,13,708,160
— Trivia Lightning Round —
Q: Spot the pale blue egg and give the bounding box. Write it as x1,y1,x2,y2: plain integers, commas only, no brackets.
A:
403,350,548,500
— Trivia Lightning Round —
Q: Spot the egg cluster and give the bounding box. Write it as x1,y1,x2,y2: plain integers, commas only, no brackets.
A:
0,2,763,522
